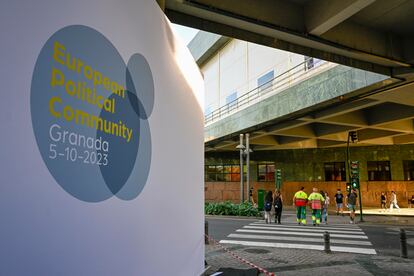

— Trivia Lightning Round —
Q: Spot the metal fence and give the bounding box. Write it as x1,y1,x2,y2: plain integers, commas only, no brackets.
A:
204,58,332,125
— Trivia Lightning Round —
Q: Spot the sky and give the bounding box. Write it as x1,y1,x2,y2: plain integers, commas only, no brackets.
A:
172,23,199,45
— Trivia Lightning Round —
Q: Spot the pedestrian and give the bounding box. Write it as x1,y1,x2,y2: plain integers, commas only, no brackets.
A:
293,187,308,225
380,192,387,211
249,187,256,207
389,191,400,212
273,189,283,224
322,192,330,224
264,191,273,223
346,188,358,224
334,189,344,216
410,195,414,208
308,188,325,226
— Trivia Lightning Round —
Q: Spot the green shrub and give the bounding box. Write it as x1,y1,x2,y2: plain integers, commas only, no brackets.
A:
205,201,260,217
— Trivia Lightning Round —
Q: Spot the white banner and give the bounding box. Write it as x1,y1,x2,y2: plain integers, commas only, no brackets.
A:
0,0,204,275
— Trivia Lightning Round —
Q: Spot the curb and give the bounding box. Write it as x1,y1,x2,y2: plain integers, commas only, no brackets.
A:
205,214,262,220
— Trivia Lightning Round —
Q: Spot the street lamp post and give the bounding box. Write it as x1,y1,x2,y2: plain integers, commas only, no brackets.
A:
236,133,253,203
236,134,245,203
246,133,250,203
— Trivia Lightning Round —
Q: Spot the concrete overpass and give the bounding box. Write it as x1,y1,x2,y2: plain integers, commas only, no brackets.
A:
159,0,414,152
163,0,414,80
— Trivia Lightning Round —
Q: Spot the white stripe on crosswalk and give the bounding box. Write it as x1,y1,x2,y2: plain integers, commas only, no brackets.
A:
244,225,366,235
228,233,373,246
252,222,363,231
219,240,377,255
236,229,369,239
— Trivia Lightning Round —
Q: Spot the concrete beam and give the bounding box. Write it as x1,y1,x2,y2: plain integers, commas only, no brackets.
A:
312,122,356,137
375,120,414,133
166,0,413,76
305,0,375,36
250,135,279,146
321,110,368,127
317,139,347,147
365,103,414,126
394,134,414,144
276,125,316,138
357,128,401,141
276,136,309,145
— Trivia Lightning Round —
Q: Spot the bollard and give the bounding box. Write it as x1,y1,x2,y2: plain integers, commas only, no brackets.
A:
324,231,331,253
400,228,407,258
205,221,209,245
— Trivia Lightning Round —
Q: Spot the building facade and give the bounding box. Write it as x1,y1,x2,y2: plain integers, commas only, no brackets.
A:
189,31,414,208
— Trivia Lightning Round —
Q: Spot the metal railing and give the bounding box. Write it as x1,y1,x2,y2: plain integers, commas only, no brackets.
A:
204,58,333,125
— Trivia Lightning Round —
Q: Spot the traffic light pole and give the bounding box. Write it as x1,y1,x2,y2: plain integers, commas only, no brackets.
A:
346,134,351,185
347,132,364,222
358,182,364,222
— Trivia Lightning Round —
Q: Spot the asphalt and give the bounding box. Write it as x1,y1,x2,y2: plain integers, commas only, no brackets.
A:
204,211,414,276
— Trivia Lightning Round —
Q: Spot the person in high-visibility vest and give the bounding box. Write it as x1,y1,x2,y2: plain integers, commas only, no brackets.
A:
308,188,325,226
293,187,308,225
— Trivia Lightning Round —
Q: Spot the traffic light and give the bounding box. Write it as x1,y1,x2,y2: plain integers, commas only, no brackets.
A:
350,161,360,189
349,131,358,143
275,169,282,189
351,179,359,189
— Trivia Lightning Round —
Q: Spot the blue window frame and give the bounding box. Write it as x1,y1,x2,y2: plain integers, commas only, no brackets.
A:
204,106,213,116
257,70,274,91
226,92,237,104
226,92,237,109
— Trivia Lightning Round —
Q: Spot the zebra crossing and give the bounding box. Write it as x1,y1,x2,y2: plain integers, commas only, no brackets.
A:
219,221,376,255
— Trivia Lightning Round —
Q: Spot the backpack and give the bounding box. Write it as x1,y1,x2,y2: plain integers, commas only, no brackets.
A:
274,196,282,209
264,201,272,211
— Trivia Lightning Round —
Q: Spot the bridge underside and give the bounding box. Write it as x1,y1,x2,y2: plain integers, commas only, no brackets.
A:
206,81,414,151
165,0,414,79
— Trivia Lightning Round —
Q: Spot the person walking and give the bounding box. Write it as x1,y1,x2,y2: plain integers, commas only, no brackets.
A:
264,191,273,223
322,192,330,224
308,188,325,226
410,195,414,208
346,188,358,224
273,189,283,224
293,187,308,225
380,192,387,211
389,191,400,212
249,187,256,207
334,189,344,216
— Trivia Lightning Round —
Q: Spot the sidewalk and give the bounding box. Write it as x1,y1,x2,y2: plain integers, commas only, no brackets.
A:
204,213,414,275
354,208,414,216
205,243,414,276
205,214,414,275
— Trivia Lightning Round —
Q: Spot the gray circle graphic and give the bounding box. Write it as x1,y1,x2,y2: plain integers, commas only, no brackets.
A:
31,25,153,202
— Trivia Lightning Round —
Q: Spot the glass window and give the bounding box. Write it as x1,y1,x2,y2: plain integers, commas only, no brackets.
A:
205,165,245,182
257,70,274,92
403,160,414,181
324,162,346,181
257,163,275,182
204,106,213,117
226,92,237,104
367,161,391,181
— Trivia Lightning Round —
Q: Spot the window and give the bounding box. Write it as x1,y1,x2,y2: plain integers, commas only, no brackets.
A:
204,106,213,117
226,92,237,109
257,163,275,182
324,162,346,181
367,161,391,181
304,56,314,70
403,160,414,180
257,70,274,92
205,165,245,182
